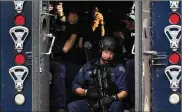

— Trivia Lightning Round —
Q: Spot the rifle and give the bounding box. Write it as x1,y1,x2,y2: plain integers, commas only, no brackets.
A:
91,64,109,112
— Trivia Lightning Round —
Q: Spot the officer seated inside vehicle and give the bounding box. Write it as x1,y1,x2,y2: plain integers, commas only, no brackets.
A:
67,36,128,112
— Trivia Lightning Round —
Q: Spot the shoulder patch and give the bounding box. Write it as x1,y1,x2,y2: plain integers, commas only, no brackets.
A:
79,67,83,72
118,66,126,72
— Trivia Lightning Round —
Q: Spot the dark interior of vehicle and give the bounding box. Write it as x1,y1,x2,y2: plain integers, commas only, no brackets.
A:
49,1,135,111
50,1,135,58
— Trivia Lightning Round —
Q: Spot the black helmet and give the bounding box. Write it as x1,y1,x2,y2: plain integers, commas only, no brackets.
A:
99,36,117,53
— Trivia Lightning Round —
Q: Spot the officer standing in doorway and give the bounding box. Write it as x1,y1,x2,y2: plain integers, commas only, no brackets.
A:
49,1,84,112
67,36,128,112
82,7,105,61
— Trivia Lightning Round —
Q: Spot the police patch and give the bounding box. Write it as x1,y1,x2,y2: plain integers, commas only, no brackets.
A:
79,67,83,72
119,66,125,72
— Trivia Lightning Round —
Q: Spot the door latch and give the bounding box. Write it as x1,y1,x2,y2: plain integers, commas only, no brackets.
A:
25,52,32,67
143,51,158,56
143,51,167,66
152,53,167,66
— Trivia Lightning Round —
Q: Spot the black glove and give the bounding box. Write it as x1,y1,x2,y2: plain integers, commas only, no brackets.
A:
86,88,99,100
101,95,118,105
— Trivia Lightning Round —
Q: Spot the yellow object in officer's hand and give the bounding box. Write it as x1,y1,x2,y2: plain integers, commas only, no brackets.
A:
92,7,104,31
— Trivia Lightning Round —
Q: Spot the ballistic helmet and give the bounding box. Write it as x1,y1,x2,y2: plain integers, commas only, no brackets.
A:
99,36,117,53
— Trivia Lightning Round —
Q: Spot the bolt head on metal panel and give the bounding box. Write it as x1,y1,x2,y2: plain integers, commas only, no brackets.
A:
15,94,25,105
169,93,180,104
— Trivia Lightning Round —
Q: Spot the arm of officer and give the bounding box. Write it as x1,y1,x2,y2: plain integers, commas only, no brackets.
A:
116,90,128,100
78,37,83,48
93,13,105,36
92,8,105,36
62,34,77,53
72,67,86,96
75,87,85,96
115,66,128,100
100,24,105,37
57,2,66,22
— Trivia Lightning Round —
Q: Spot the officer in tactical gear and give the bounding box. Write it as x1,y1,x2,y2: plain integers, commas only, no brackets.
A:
67,36,128,112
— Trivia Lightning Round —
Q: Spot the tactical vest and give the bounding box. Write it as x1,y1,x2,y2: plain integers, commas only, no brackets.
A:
84,61,118,96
